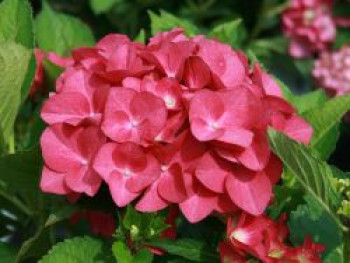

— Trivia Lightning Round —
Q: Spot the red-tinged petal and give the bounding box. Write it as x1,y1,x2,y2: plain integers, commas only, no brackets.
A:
189,90,226,141
40,166,70,195
217,128,254,147
219,88,262,128
190,118,225,141
65,166,102,196
102,88,137,142
93,143,117,182
125,154,160,192
136,182,168,212
219,242,246,263
145,78,183,110
158,164,187,203
47,52,73,68
179,195,217,223
176,131,207,172
189,89,225,124
179,184,218,223
41,92,91,126
155,111,186,142
108,171,140,207
41,125,82,172
97,34,130,50
102,111,135,142
144,41,195,79
237,131,270,171
195,152,229,193
112,142,147,172
183,56,211,90
214,143,241,163
264,154,283,184
265,96,295,114
130,91,168,141
106,44,131,71
261,73,282,98
215,193,239,213
226,168,272,215
77,126,106,160
197,39,245,87
282,115,313,144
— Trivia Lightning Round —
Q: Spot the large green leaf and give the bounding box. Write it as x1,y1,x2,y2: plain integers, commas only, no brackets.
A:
112,241,133,263
302,94,350,159
132,249,153,263
0,147,42,210
146,238,218,262
0,0,34,48
290,89,328,114
89,0,120,15
35,1,95,56
0,242,17,263
208,19,247,48
289,195,344,262
0,42,32,144
148,10,199,36
268,130,346,231
39,237,106,263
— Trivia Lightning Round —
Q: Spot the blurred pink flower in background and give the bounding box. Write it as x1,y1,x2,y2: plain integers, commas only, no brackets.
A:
282,0,336,58
313,45,350,96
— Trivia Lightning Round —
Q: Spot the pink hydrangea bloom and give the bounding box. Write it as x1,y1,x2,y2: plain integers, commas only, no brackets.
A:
313,45,350,96
282,0,336,58
40,28,313,223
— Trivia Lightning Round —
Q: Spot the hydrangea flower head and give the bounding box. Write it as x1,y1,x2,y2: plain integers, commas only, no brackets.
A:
282,0,336,58
40,28,312,223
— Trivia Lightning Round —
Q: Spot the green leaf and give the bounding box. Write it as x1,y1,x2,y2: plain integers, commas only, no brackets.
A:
148,10,199,36
112,241,132,263
133,249,153,263
0,42,32,143
208,19,247,48
289,195,344,262
249,37,288,56
39,236,105,263
35,1,95,56
0,242,17,263
89,0,120,15
290,89,328,114
123,206,168,241
0,0,34,48
16,198,79,262
268,130,346,231
0,147,42,211
146,238,218,262
334,27,350,49
134,29,146,44
302,94,350,159
21,51,36,102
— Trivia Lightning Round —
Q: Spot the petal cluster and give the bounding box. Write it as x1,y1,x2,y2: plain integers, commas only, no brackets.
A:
40,28,312,223
313,45,350,96
282,0,336,58
220,212,325,262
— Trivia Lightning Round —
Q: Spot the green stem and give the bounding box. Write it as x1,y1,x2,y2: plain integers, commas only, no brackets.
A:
8,132,15,154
